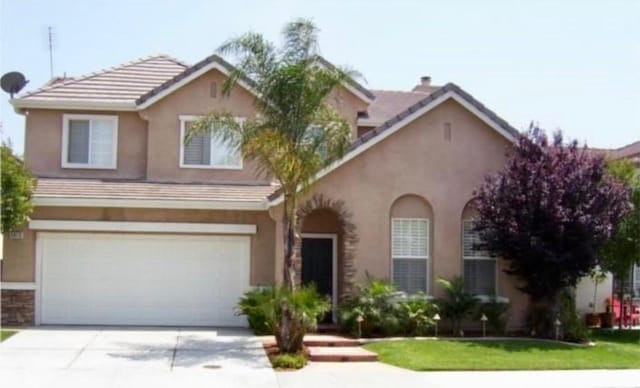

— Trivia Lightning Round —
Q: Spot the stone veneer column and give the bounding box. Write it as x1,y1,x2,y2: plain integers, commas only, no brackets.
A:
1,290,35,326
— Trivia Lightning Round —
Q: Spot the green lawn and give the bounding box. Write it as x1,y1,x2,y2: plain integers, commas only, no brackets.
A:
364,330,640,371
0,330,17,342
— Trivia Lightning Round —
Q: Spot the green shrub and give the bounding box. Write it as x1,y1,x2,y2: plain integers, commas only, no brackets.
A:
339,277,403,337
436,276,478,335
476,296,510,334
398,293,438,336
271,353,307,369
235,285,330,352
235,287,274,335
339,277,438,337
558,289,590,343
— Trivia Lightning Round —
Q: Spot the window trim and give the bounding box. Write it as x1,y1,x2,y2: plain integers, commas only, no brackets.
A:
462,219,498,296
61,114,118,169
391,217,430,294
178,114,243,170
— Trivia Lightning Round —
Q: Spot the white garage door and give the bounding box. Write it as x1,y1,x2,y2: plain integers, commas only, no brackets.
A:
38,232,250,326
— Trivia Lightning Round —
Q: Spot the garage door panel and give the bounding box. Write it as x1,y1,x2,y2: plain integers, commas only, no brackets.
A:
39,232,250,326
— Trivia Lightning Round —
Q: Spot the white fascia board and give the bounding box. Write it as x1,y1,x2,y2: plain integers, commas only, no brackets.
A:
269,91,516,207
1,282,37,290
356,118,383,127
136,62,259,110
29,220,257,235
11,99,137,111
34,196,268,211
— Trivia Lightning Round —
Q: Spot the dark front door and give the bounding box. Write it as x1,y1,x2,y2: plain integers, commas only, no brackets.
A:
301,237,334,322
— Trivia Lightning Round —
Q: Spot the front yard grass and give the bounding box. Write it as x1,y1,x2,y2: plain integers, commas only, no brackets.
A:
363,329,640,371
0,330,17,342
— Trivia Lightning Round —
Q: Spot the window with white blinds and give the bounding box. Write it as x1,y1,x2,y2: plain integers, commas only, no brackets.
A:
62,115,118,169
180,118,242,169
633,264,640,297
392,218,429,294
462,220,496,295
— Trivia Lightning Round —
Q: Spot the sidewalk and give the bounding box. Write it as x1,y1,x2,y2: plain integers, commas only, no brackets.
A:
276,362,640,388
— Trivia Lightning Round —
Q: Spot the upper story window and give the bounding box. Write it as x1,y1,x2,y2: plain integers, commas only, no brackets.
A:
179,115,242,169
462,220,497,295
392,218,430,294
62,114,118,169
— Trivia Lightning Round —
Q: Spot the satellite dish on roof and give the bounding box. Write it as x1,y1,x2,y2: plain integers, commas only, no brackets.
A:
1,72,28,98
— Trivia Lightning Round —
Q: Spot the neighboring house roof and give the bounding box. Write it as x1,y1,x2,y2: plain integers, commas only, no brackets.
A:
361,89,437,126
12,54,188,111
34,178,278,210
269,83,520,205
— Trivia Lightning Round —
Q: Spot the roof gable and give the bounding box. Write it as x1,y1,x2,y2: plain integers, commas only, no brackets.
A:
269,83,519,205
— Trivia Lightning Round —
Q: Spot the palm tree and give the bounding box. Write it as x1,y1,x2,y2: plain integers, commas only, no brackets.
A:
189,19,359,352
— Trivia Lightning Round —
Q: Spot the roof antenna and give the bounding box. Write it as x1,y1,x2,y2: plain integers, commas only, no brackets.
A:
48,26,54,78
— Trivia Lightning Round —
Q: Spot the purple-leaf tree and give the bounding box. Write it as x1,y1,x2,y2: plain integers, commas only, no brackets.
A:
473,127,630,333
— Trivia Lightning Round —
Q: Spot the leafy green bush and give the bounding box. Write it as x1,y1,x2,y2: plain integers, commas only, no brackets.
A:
398,293,438,336
339,277,437,337
476,296,510,334
339,278,403,337
1,142,34,233
436,276,478,335
235,287,274,335
235,285,330,352
271,353,307,369
558,289,590,343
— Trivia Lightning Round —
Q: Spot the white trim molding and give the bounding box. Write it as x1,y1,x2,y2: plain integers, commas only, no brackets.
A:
29,220,257,235
1,282,37,290
33,196,269,211
11,99,137,112
269,90,517,207
302,233,339,323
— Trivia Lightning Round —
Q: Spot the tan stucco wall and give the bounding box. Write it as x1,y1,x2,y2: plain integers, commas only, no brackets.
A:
141,69,266,183
327,86,370,139
1,207,275,286
278,99,530,328
24,110,147,179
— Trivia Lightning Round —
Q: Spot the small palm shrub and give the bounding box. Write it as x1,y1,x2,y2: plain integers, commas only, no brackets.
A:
236,287,273,335
476,296,510,334
339,277,438,337
398,293,438,336
236,285,330,352
436,276,478,335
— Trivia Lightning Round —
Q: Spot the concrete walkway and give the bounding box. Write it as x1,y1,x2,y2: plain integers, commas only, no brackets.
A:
277,362,640,388
0,327,277,388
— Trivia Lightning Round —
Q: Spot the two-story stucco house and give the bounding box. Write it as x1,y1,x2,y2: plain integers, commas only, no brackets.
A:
1,53,530,328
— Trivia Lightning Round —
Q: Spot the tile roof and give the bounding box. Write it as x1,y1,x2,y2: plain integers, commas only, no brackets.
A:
363,88,439,124
35,178,278,203
17,54,188,104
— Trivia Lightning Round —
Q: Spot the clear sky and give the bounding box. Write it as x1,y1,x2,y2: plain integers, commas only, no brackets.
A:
1,0,638,153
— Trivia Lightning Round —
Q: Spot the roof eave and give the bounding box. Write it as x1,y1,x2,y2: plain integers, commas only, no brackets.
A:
11,99,137,112
33,196,269,211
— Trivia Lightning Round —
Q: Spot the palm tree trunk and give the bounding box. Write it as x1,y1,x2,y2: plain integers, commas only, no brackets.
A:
282,194,298,291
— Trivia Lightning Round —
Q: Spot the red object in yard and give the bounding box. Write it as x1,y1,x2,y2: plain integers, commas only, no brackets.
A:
606,297,640,327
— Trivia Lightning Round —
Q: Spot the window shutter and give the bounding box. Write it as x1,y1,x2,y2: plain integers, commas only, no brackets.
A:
393,259,427,294
67,120,90,163
183,133,211,165
392,219,428,258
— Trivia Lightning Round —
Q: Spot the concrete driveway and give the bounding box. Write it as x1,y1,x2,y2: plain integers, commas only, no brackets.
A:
0,327,277,388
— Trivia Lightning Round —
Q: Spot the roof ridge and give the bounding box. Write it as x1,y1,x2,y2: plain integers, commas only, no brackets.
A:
371,88,431,94
18,54,188,98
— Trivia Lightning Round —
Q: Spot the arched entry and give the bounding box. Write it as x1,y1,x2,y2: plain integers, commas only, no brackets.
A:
296,194,358,321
